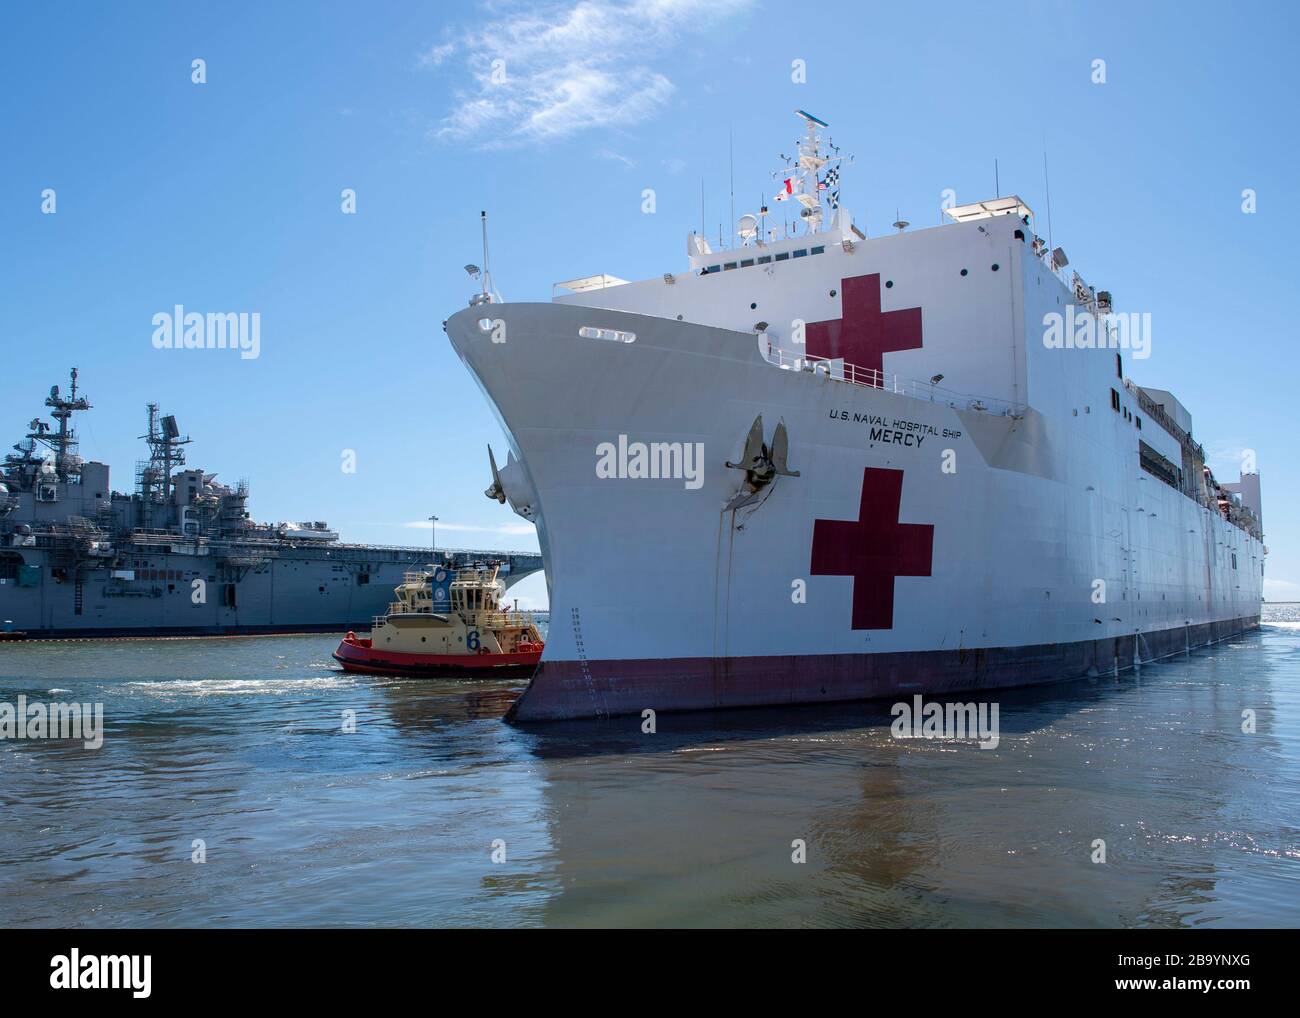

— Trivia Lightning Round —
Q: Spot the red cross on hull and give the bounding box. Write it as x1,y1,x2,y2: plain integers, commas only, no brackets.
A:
810,467,934,630
806,273,922,378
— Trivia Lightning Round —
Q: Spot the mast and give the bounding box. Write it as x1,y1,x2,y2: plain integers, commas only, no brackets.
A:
32,367,92,481
771,110,850,236
480,211,492,298
138,403,191,528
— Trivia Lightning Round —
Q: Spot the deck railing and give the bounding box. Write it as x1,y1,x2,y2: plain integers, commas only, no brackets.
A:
372,608,539,629
764,345,1027,417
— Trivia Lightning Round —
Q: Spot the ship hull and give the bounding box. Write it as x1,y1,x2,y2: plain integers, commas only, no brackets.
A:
0,547,543,638
507,614,1258,720
0,551,424,637
446,301,1264,721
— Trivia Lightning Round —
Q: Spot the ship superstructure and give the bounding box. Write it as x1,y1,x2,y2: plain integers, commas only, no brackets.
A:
445,110,1265,720
0,371,542,637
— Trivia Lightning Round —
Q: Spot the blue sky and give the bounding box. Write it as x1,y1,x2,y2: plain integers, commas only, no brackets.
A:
2,0,1297,605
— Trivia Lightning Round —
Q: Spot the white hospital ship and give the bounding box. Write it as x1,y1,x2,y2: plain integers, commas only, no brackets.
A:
446,111,1264,721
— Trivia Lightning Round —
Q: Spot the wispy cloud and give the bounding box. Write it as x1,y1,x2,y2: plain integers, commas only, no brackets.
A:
421,0,754,146
403,520,537,536
596,147,636,169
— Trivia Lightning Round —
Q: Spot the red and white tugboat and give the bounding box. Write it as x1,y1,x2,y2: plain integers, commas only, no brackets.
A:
333,563,544,676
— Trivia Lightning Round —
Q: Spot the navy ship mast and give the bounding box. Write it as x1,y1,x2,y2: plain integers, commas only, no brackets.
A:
4,367,91,497
137,404,191,531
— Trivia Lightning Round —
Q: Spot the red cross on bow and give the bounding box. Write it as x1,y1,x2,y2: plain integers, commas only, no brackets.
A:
810,467,934,630
806,273,922,378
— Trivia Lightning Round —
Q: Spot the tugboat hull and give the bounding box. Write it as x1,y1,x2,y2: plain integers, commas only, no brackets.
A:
332,633,542,677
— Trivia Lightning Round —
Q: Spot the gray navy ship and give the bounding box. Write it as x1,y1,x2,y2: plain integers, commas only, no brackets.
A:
0,370,541,638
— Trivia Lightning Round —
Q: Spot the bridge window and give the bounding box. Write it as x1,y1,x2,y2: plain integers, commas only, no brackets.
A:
1110,388,1121,412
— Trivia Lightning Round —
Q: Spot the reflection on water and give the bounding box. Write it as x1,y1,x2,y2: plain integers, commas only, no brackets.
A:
1,612,1297,928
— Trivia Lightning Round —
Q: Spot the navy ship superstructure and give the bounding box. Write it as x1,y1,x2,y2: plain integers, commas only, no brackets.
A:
0,371,541,637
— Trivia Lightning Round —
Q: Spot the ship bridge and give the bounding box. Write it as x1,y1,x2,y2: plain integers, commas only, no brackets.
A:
425,547,544,589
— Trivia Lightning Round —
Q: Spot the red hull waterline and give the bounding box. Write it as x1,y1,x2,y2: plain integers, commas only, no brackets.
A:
332,637,542,677
506,615,1260,722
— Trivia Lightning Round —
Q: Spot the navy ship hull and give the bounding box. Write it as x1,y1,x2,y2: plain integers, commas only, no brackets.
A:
0,545,543,639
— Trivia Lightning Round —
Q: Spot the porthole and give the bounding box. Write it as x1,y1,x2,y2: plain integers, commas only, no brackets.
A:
960,268,968,277
885,280,893,289
750,302,757,310
991,263,1000,271
829,289,837,297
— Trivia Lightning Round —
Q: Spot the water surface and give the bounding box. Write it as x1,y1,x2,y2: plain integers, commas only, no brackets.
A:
1,609,1297,927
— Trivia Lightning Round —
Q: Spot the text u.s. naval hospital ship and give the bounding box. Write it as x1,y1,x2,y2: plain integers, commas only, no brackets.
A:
446,110,1265,721
0,370,541,638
